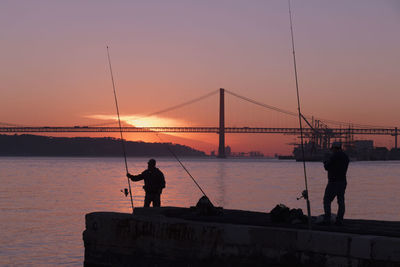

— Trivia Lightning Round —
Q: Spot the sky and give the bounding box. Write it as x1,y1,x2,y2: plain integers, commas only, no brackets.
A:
1,0,399,155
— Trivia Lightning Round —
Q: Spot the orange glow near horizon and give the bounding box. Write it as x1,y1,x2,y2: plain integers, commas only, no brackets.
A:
88,114,186,128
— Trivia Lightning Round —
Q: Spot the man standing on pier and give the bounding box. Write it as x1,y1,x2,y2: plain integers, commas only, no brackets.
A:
127,159,166,207
322,142,350,226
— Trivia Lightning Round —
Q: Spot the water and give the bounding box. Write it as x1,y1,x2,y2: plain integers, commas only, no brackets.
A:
1,157,400,266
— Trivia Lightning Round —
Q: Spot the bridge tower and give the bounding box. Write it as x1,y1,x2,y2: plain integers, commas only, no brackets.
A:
218,88,225,158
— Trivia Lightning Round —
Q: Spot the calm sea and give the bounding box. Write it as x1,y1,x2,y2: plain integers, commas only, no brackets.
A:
1,157,400,266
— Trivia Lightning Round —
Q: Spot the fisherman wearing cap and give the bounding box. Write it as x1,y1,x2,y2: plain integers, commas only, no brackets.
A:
322,142,350,225
127,159,166,207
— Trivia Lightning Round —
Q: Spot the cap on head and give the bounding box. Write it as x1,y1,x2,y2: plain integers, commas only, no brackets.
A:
148,158,156,167
331,142,342,149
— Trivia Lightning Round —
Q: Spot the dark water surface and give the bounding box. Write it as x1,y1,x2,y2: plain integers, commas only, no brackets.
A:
1,157,400,265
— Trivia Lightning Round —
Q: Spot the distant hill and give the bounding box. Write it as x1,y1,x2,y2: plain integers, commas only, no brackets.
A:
0,134,207,157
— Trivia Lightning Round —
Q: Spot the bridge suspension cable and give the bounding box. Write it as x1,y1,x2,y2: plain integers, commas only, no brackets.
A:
225,89,396,129
225,89,298,117
142,89,219,118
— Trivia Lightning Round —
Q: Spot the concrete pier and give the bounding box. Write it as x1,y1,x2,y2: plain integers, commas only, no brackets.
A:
83,208,400,267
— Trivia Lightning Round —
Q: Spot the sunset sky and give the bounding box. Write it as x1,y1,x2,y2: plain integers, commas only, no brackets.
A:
1,0,399,155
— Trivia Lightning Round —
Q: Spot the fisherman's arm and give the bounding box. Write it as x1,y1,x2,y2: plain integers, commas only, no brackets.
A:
126,172,145,181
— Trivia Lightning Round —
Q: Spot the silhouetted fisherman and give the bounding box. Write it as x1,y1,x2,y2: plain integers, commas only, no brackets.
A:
127,159,165,207
322,142,349,226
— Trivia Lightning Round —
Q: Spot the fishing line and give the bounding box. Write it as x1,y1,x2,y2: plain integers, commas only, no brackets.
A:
106,46,134,212
288,0,312,229
155,133,210,200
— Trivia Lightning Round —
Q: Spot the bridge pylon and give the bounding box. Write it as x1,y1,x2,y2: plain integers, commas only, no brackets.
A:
217,88,226,158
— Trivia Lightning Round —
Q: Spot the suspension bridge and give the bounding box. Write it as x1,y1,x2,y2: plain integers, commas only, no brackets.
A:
1,89,398,157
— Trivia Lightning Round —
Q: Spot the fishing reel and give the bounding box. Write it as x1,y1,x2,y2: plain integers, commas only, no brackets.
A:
297,190,308,200
121,188,129,197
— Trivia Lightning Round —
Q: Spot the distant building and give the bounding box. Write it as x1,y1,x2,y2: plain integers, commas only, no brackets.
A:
249,151,264,157
353,140,373,150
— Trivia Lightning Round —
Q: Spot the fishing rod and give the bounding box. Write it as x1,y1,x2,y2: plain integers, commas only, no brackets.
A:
106,46,134,212
288,0,312,229
156,133,210,200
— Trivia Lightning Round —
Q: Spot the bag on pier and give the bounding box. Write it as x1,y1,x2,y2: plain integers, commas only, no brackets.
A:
270,204,307,224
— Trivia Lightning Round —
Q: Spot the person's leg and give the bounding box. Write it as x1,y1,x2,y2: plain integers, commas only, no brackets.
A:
144,193,151,207
336,181,347,223
323,182,336,222
153,194,161,207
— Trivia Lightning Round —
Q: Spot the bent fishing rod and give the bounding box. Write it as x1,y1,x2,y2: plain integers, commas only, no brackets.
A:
288,0,312,229
107,46,134,212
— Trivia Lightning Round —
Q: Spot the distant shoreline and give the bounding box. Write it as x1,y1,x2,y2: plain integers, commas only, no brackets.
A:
0,134,207,157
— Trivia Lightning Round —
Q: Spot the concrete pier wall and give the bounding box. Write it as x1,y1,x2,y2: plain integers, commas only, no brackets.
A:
83,211,400,267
